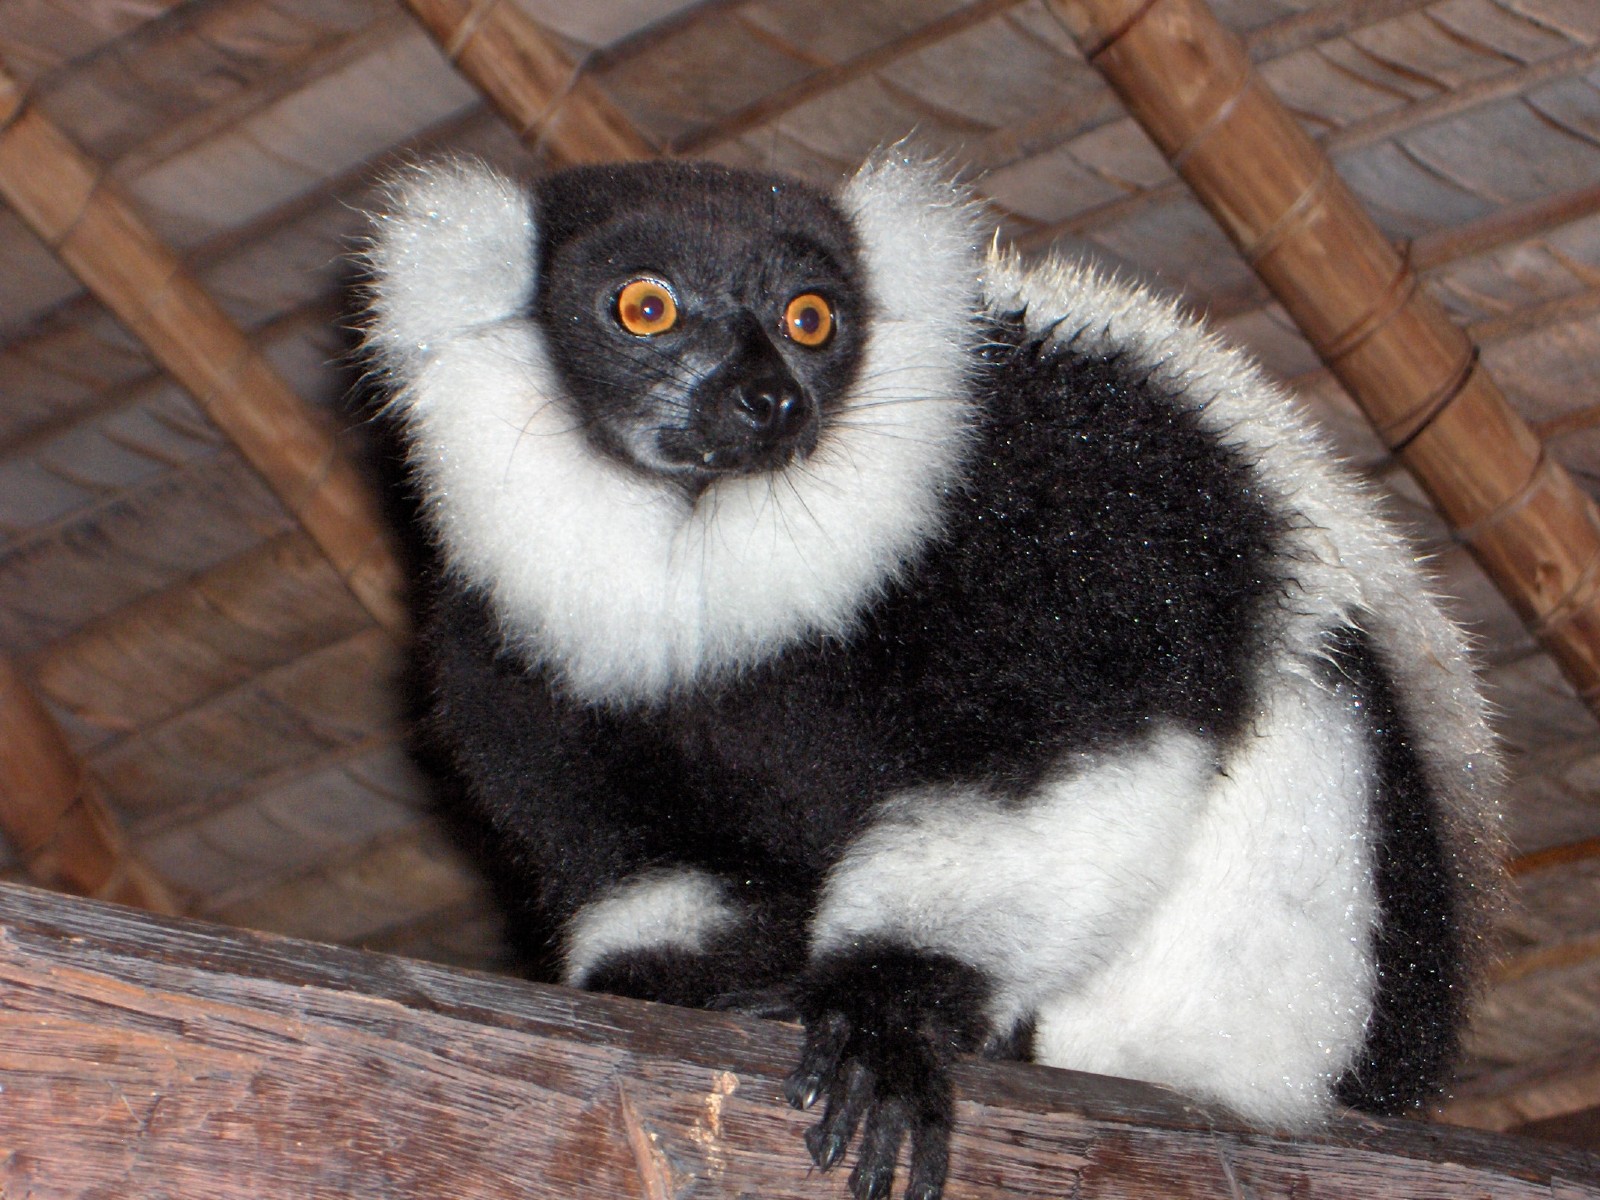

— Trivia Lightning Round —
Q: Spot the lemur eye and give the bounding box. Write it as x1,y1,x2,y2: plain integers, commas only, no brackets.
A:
616,278,679,336
783,293,834,348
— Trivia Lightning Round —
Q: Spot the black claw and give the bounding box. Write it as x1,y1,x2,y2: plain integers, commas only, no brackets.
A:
805,1125,848,1171
849,1160,897,1200
903,1115,951,1200
808,1059,872,1169
848,1101,909,1200
786,1011,850,1110
784,1070,823,1110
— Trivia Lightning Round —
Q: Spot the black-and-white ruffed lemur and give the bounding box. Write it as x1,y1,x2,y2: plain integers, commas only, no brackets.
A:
363,152,1501,1200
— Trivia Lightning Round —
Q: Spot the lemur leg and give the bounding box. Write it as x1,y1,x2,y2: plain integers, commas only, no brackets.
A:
1033,657,1382,1126
564,867,806,1014
425,591,808,1013
790,727,1219,1200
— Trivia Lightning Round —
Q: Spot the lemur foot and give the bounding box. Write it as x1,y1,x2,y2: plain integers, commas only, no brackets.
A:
784,943,991,1200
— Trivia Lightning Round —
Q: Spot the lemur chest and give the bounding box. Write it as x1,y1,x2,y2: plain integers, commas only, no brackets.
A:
629,681,893,867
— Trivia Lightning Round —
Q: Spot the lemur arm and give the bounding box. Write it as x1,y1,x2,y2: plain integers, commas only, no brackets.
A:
422,583,804,1008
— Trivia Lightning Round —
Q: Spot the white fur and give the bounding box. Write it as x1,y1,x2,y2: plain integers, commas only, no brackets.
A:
364,154,983,704
811,726,1220,1020
981,249,1500,860
812,673,1379,1125
1032,665,1379,1125
564,868,738,986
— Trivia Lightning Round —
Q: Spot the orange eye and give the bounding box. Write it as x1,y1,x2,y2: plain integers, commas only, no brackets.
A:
783,293,834,347
616,278,679,336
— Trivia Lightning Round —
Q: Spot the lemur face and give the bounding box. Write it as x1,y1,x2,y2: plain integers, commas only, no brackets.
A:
530,162,869,490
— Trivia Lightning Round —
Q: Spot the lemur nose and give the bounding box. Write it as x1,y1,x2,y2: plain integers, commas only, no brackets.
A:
737,382,807,439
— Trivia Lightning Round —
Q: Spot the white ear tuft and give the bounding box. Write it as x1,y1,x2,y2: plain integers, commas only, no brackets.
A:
840,150,986,324
362,159,536,384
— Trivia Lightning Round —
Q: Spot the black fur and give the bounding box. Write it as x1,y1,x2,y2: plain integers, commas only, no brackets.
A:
530,163,867,489
387,158,1483,1200
421,313,1284,931
1323,623,1465,1112
417,311,1287,1198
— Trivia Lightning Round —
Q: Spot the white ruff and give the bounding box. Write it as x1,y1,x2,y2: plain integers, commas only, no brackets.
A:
364,156,982,704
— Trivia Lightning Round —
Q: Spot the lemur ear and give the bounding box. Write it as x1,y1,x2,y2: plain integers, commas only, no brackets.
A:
838,151,985,325
362,159,536,380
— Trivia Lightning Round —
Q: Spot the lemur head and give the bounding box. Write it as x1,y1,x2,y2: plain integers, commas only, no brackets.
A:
530,162,868,490
363,153,982,702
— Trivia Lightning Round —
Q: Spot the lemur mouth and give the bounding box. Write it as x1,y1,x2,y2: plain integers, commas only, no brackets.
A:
653,377,821,483
656,423,818,482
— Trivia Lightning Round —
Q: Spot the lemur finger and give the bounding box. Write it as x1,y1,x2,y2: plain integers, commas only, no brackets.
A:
847,1098,910,1200
804,1058,873,1171
784,1009,851,1110
901,1109,953,1200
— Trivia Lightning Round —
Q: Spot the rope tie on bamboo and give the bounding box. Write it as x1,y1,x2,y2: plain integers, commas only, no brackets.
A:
442,0,503,62
1079,0,1165,62
204,338,341,525
1322,246,1420,367
11,781,80,860
1449,441,1549,549
1385,344,1478,453
1169,70,1256,174
1529,539,1600,642
0,71,24,131
291,441,342,525
1241,156,1335,267
520,51,603,156
89,856,135,906
13,114,104,253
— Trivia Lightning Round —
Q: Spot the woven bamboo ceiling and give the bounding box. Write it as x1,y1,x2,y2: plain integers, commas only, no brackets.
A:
3,0,1600,1152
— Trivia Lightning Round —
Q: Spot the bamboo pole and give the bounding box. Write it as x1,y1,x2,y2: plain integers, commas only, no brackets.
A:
0,659,177,913
0,69,407,638
1047,0,1600,715
399,0,656,164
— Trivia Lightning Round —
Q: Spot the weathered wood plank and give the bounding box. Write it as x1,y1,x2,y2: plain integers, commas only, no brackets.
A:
0,882,1592,1198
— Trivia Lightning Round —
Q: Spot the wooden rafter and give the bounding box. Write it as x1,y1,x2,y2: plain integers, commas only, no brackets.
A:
0,66,407,639
0,659,175,913
1510,836,1600,877
399,0,656,163
1047,0,1600,718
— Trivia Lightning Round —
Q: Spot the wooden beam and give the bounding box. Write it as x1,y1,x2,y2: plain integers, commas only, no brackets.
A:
1409,183,1600,275
0,661,175,913
0,68,407,638
398,0,656,163
1493,933,1600,985
0,881,1592,1198
1436,1047,1600,1135
1047,0,1600,720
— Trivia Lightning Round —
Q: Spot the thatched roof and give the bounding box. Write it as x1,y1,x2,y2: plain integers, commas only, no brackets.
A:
3,0,1600,1150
